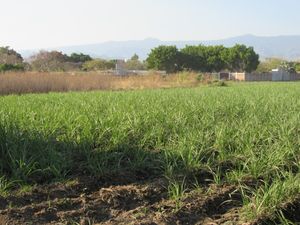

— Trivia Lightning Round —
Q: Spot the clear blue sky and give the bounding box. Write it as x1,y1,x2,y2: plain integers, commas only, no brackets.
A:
1,0,299,50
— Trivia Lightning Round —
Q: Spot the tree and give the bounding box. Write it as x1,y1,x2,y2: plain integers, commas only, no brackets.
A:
67,53,92,63
204,45,227,72
295,62,300,72
181,44,259,73
279,61,296,73
82,59,115,71
125,54,146,70
181,45,207,71
30,50,69,72
0,46,23,65
256,58,284,73
243,46,260,72
0,47,24,72
257,59,300,73
146,46,182,73
225,45,259,72
146,44,259,73
130,53,139,61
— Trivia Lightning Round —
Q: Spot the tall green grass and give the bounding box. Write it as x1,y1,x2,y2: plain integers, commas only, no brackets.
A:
0,82,299,220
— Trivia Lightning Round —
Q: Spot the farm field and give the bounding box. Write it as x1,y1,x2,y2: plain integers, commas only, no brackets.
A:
0,82,299,224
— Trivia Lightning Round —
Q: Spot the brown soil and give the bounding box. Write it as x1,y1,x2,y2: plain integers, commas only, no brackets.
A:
0,176,247,225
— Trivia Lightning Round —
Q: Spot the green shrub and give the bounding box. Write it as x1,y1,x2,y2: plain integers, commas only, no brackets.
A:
208,79,228,87
196,73,205,81
0,64,24,72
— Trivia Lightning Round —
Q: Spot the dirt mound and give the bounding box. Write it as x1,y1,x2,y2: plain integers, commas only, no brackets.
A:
0,177,245,225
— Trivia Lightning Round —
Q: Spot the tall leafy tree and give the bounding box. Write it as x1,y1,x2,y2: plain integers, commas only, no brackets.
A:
68,53,92,63
146,46,182,73
180,44,259,72
181,45,207,71
125,54,146,70
205,45,227,72
225,45,259,72
130,53,139,61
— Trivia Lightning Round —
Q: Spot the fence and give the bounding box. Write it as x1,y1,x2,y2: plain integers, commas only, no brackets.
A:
231,72,300,81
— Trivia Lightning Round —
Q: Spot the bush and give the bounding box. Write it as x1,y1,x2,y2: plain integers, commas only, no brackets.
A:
210,80,227,87
82,59,115,71
196,73,204,81
0,64,24,72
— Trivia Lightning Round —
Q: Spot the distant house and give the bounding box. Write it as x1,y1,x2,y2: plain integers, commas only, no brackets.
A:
115,60,128,76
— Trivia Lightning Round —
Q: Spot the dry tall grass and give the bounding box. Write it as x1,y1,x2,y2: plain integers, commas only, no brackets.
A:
0,71,207,95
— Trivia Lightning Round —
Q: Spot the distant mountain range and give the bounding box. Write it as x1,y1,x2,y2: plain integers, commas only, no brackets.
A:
20,34,300,60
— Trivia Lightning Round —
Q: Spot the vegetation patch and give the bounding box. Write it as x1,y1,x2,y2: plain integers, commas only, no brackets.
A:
0,83,299,224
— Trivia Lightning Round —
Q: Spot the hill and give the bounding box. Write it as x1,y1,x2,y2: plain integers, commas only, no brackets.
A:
20,34,300,60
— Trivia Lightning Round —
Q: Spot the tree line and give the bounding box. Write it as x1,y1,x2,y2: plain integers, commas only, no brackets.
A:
256,58,300,73
4,45,299,74
146,44,260,73
0,47,147,72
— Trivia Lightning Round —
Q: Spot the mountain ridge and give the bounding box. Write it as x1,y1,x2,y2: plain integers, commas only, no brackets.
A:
20,34,300,60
